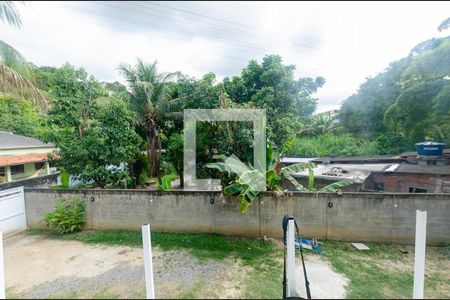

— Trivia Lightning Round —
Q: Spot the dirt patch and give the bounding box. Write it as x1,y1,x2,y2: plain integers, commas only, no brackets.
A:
3,234,252,299
296,254,349,299
4,234,146,293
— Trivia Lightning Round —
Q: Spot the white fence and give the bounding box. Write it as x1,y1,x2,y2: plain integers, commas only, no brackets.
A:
0,187,26,237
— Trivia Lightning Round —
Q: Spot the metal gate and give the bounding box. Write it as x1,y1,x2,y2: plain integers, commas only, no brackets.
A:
0,187,26,237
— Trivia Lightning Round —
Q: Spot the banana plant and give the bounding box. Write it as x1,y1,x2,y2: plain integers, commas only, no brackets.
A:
207,140,313,213
207,139,354,213
156,175,172,191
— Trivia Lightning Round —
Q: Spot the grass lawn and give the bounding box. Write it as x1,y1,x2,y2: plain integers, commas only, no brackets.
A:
28,230,450,299
323,241,450,299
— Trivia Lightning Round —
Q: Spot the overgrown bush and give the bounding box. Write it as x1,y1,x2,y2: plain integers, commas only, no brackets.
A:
286,133,380,157
44,198,86,234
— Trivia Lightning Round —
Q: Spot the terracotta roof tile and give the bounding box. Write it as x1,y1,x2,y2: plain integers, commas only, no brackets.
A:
0,153,57,168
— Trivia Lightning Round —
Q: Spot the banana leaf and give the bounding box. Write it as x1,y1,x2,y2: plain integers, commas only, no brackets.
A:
308,167,315,192
283,173,307,191
280,162,315,175
319,180,354,192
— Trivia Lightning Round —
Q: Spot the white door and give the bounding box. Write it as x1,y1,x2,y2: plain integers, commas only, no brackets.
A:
0,187,26,237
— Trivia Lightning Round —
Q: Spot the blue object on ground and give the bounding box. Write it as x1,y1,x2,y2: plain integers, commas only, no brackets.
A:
295,237,326,254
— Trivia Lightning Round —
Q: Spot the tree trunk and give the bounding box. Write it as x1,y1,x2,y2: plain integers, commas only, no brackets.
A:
145,116,162,181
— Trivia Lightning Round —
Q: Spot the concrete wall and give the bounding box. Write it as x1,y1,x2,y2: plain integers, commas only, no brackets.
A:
24,189,450,245
0,173,59,191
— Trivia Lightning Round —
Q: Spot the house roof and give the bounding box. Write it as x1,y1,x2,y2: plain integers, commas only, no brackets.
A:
311,155,404,164
399,148,450,157
292,163,393,183
280,157,317,164
393,164,450,175
0,153,53,168
0,131,54,150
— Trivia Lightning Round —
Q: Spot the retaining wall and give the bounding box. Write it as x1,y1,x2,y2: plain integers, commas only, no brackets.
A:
0,173,59,191
24,189,450,245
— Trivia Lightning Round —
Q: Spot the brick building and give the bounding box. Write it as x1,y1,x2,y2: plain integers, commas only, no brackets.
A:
282,143,450,194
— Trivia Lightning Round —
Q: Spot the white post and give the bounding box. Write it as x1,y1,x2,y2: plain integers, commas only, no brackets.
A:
413,210,427,299
45,161,51,175
142,224,155,299
0,232,5,299
5,167,11,183
287,219,297,297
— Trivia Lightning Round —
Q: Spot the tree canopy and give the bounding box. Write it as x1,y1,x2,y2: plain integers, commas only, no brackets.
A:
339,35,450,151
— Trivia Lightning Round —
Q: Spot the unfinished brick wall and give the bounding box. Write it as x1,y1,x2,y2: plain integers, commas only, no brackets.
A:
365,172,450,193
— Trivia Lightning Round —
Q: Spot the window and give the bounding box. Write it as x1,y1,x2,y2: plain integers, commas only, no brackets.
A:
374,183,384,191
0,167,4,176
35,162,45,170
426,160,437,166
409,187,427,193
10,165,25,175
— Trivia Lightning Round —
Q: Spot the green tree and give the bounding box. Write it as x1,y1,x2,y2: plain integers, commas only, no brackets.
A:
0,40,48,111
223,55,325,146
340,35,450,152
46,101,142,188
0,94,44,137
384,80,450,144
43,64,143,187
119,59,183,179
47,63,103,136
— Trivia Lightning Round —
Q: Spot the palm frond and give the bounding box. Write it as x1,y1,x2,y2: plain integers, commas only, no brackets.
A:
0,63,49,112
0,1,21,28
0,40,31,77
157,97,184,116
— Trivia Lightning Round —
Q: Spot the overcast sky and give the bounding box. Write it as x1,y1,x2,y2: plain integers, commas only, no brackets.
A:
1,1,449,112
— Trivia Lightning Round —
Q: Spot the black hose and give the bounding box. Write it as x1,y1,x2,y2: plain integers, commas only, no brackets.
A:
282,215,312,300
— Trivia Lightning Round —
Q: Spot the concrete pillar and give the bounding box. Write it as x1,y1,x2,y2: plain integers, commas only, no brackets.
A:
5,166,12,182
45,161,51,175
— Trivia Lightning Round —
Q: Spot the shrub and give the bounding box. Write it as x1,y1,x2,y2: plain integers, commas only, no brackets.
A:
156,175,173,191
44,198,86,234
286,133,380,157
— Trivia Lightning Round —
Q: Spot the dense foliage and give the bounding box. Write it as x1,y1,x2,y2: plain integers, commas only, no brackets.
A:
286,133,380,157
42,64,143,188
340,36,450,152
0,94,44,137
2,21,450,188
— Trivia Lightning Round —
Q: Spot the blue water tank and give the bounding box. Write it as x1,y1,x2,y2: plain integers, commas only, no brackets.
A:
415,141,445,156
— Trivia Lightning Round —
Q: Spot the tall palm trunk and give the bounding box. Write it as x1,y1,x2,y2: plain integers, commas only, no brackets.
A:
145,115,161,180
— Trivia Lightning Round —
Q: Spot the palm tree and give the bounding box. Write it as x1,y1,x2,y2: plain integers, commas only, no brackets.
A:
0,41,48,111
0,2,48,111
301,111,339,136
0,1,22,28
119,59,182,179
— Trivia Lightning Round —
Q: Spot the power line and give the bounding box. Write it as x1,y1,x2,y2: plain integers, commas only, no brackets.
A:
96,2,318,66
18,19,264,72
15,5,321,77
97,3,312,60
126,2,320,51
73,3,322,70
142,1,319,50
